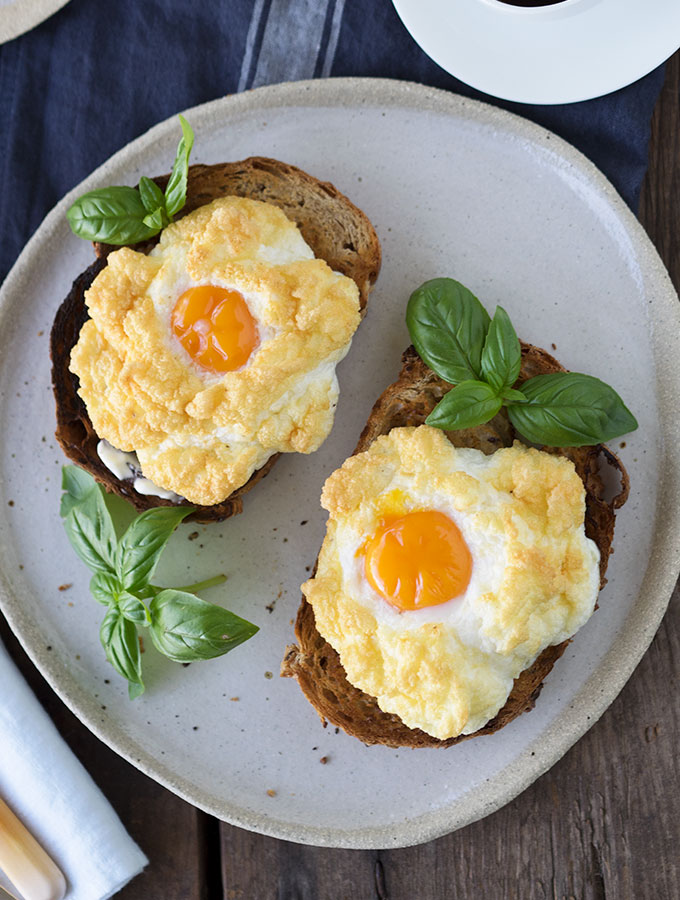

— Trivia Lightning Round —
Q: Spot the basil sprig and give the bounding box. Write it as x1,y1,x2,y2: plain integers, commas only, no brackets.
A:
406,278,490,384
406,277,638,446
59,467,258,698
66,115,195,245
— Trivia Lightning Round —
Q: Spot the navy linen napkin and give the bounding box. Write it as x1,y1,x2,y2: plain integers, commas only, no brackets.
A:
0,0,665,282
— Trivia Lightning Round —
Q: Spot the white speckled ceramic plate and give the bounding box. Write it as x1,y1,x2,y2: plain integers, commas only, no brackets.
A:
0,0,69,44
392,0,680,104
1,79,679,849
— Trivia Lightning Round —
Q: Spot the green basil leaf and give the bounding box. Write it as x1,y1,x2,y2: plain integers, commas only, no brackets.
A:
506,372,638,446
138,175,165,214
406,278,491,384
426,380,503,431
481,306,521,393
142,207,165,231
90,571,121,606
60,465,98,517
502,387,527,404
164,115,195,217
66,185,160,245
117,591,150,625
63,487,117,575
148,589,258,663
100,607,144,694
128,681,145,700
117,506,195,592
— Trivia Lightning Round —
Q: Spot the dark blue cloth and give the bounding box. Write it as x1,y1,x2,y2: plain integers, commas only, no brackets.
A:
0,0,665,283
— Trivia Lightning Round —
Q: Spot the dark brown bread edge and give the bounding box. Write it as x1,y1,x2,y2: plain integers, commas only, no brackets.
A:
51,158,382,524
281,345,629,748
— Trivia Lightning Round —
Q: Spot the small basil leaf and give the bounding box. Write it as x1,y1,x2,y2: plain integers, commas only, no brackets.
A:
148,589,258,663
60,465,98,517
90,571,121,606
481,306,522,393
502,387,528,404
138,175,166,214
142,207,165,231
63,487,117,575
117,591,150,625
164,115,195,218
406,278,491,385
66,185,160,245
426,380,503,431
100,608,144,694
506,372,638,447
117,506,195,592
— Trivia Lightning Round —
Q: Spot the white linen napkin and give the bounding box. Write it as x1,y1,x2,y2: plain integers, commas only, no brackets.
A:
0,640,147,900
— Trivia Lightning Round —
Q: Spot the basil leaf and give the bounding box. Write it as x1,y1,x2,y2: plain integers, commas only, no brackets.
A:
142,207,165,231
117,506,194,592
128,682,145,700
63,487,117,575
406,278,491,384
506,372,638,446
118,592,150,625
481,306,521,393
502,387,527,404
90,571,121,606
138,175,165,214
164,115,194,217
148,589,258,663
66,186,160,245
426,380,503,431
100,607,144,695
60,465,98,517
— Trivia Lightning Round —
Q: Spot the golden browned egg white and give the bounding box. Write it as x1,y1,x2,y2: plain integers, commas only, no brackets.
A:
69,197,361,505
303,425,601,740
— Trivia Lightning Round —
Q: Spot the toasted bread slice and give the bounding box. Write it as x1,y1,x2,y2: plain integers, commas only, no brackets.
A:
51,159,381,523
281,345,629,748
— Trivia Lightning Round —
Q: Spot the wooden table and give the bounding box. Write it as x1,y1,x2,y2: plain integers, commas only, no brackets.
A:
2,55,679,900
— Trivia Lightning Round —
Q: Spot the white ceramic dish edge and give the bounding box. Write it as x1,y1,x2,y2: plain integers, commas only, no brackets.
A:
0,78,679,849
0,0,69,45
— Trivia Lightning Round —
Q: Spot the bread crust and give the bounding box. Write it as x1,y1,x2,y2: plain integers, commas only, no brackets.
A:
281,345,629,748
51,159,381,523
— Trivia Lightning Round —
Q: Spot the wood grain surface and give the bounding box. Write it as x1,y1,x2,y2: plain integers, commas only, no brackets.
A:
2,54,679,900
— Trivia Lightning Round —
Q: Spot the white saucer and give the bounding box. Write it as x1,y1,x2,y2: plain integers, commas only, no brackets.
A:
392,0,680,104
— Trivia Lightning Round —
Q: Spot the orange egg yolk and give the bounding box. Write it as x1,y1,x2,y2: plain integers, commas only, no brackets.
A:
362,510,472,611
171,285,258,374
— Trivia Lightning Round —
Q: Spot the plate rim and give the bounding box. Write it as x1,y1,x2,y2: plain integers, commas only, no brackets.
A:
0,0,70,45
1,76,679,849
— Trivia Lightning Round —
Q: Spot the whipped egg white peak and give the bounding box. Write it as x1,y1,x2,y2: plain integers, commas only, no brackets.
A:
406,277,638,447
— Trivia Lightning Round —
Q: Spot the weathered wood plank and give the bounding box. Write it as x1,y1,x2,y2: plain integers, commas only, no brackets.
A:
640,52,680,282
0,613,213,900
220,827,378,900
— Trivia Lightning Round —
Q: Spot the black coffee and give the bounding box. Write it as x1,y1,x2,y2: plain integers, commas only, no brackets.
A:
497,0,567,6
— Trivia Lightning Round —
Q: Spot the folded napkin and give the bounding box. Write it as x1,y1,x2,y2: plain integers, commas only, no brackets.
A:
0,640,147,900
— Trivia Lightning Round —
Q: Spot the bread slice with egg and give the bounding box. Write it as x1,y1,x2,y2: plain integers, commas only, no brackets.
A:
51,159,381,523
281,344,629,748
